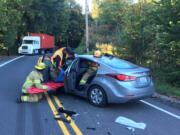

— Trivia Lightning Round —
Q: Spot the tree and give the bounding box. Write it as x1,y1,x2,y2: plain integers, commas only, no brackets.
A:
152,0,180,85
62,0,85,48
89,0,128,49
121,1,158,64
0,0,22,54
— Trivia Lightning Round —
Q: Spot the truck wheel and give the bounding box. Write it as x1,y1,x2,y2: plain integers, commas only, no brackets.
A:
41,50,45,55
33,49,39,55
88,85,107,107
32,50,35,55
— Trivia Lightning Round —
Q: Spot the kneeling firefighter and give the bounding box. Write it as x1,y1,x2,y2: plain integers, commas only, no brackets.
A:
17,62,50,103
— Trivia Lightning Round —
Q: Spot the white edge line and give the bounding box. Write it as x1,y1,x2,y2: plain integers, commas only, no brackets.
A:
141,100,180,120
0,55,24,68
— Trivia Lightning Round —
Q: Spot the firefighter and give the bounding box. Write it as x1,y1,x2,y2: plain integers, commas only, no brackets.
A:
51,47,75,69
79,50,101,86
79,62,98,86
37,54,51,82
17,62,49,103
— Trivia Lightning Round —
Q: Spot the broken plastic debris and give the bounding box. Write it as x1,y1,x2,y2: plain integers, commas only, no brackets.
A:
127,127,135,132
115,116,146,130
73,113,80,117
54,115,71,123
96,114,100,117
58,107,76,117
86,127,96,130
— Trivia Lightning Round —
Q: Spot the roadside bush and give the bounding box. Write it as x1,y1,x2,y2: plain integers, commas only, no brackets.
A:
165,71,180,87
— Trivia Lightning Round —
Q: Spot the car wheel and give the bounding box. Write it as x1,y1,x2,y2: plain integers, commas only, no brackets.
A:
88,85,107,106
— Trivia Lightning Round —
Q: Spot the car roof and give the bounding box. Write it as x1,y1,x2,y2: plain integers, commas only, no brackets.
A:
77,54,114,64
78,55,102,62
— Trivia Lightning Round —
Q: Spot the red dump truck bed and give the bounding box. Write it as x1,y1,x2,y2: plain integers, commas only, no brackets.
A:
30,33,54,49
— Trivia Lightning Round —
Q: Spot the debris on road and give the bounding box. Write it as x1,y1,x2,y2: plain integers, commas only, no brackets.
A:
73,113,80,117
44,118,48,122
115,116,146,130
126,127,135,132
58,107,77,117
86,127,96,130
54,115,71,123
96,114,100,117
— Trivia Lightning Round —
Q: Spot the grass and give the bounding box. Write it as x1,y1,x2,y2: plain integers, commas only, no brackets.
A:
156,81,180,98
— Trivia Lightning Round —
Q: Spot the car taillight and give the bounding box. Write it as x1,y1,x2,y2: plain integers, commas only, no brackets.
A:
106,74,136,81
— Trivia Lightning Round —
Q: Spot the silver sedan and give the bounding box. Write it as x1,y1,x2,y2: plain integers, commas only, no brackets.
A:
64,55,155,106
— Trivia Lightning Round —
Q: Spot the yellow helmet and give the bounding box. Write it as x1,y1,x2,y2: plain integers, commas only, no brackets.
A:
94,50,101,57
35,62,46,70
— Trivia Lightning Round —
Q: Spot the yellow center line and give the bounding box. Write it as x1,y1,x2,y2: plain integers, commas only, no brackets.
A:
44,92,71,135
53,95,83,135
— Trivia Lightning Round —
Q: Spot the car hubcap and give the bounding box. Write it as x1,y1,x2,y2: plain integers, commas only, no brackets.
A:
90,88,103,104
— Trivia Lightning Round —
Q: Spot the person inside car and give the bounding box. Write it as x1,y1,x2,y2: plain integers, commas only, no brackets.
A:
79,62,98,86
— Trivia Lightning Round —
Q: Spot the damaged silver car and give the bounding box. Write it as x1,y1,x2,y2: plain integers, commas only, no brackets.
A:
64,55,155,106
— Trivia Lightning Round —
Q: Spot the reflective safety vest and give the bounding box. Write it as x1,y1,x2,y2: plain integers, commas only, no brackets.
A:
51,47,65,68
22,70,48,93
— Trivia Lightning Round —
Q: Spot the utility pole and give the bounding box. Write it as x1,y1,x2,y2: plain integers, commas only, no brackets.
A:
85,0,89,53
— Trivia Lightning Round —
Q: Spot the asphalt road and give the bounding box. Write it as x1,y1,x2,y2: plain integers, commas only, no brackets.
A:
0,55,179,135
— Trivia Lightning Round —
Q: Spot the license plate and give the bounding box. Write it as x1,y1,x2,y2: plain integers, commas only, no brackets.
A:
138,77,148,84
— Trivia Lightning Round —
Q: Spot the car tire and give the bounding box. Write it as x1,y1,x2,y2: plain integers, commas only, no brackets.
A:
88,85,107,107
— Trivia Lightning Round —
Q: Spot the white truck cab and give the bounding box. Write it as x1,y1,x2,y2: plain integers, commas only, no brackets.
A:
18,36,40,54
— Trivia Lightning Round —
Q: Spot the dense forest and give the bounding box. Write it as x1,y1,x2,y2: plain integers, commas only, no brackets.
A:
85,0,179,91
0,0,85,54
0,0,179,93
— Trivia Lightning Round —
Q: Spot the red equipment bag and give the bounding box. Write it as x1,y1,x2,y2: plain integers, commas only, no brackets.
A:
27,82,64,94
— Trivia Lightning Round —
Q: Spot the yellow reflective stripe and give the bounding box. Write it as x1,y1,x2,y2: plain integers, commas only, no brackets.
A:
24,81,33,84
34,83,48,90
21,96,29,102
34,80,41,83
23,83,33,89
51,48,64,63
42,85,48,90
80,80,86,84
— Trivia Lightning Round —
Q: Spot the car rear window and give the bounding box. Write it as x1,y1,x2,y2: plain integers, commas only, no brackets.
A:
101,56,138,69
